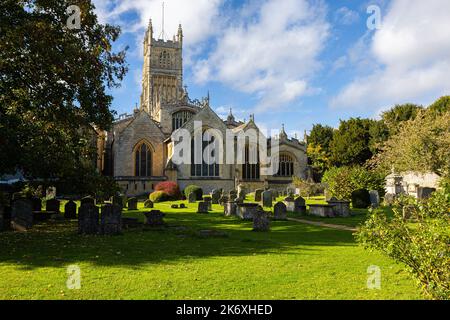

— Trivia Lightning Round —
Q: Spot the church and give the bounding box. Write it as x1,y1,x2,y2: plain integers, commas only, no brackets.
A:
101,21,308,196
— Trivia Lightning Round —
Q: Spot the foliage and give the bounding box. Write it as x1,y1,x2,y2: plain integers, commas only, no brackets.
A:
368,120,390,154
356,193,450,300
154,181,182,200
428,96,450,116
307,144,330,177
381,103,422,134
307,124,334,153
322,166,385,201
351,189,371,209
0,0,127,181
373,108,450,177
329,118,375,167
149,191,170,203
292,177,325,198
184,185,203,201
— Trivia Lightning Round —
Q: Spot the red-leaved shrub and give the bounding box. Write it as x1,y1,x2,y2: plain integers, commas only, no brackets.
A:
154,181,182,200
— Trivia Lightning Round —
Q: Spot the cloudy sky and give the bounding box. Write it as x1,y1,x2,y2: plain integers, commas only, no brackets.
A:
93,0,450,137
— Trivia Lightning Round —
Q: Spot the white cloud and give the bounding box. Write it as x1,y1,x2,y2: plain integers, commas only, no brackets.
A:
192,0,330,111
334,7,359,25
92,0,224,49
332,0,450,111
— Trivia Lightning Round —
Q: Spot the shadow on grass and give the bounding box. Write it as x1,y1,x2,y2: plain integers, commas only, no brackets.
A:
0,210,356,270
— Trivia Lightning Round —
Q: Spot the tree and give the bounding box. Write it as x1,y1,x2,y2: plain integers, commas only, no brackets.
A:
307,124,334,153
0,0,127,182
368,120,389,154
381,103,422,134
329,118,375,167
428,96,450,116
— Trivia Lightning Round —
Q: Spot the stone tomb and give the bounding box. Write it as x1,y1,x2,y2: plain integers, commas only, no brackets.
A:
78,203,99,235
64,200,77,219
127,197,138,210
224,201,237,217
261,190,273,208
144,210,165,227
236,203,260,220
273,202,287,220
253,208,270,232
100,204,122,235
309,204,335,218
197,202,209,214
11,198,33,231
327,199,351,217
294,197,307,214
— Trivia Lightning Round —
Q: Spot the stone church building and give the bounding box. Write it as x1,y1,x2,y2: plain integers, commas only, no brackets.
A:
101,21,308,196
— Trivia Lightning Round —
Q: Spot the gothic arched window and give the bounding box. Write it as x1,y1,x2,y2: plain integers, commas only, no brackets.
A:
190,132,219,177
242,144,260,180
134,142,152,177
172,110,194,131
276,154,294,177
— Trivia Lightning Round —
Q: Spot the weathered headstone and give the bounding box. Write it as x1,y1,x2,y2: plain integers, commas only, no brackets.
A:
101,204,122,235
31,197,42,212
369,190,380,208
78,203,99,235
211,190,221,204
81,196,95,207
294,196,307,214
144,210,165,227
203,196,212,211
273,202,287,220
11,199,33,231
253,207,270,232
236,203,259,220
144,199,154,208
224,201,237,217
254,189,264,202
127,197,138,210
46,198,60,214
284,195,295,212
261,190,273,208
64,200,77,219
197,202,209,214
327,199,350,217
188,192,197,203
110,195,124,209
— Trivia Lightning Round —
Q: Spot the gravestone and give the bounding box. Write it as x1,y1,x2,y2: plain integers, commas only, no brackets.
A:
327,199,350,217
273,202,287,220
261,190,273,208
64,200,77,219
81,196,95,207
110,195,124,209
188,192,197,203
236,203,260,220
254,189,264,202
31,197,42,212
417,187,436,200
127,197,138,210
211,190,221,204
369,190,380,208
309,204,335,217
46,198,60,214
78,203,99,235
284,195,295,212
197,202,209,214
272,190,279,201
203,196,212,211
144,199,154,208
100,204,122,235
144,210,165,227
224,201,237,217
253,207,270,232
11,198,33,231
294,196,307,214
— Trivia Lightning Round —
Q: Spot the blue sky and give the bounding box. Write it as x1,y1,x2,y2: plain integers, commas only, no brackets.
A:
93,0,450,138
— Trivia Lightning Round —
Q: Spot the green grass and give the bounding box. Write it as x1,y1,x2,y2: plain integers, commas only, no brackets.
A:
0,200,422,300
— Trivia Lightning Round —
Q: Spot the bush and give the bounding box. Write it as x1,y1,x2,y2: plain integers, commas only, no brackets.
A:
149,191,170,203
154,181,181,200
322,166,385,200
184,185,203,201
351,189,371,208
292,177,326,197
356,190,450,300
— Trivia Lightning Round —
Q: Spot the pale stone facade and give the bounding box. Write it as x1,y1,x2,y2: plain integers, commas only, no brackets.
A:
385,171,441,199
102,22,308,196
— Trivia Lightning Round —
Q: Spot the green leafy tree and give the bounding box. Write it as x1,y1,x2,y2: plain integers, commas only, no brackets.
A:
307,124,334,153
428,96,450,116
381,103,422,134
329,118,375,166
0,0,127,184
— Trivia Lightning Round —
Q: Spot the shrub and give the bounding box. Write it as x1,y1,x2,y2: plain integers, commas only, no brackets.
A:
149,191,170,203
356,191,450,300
184,185,203,201
292,177,326,197
154,181,181,200
351,189,371,208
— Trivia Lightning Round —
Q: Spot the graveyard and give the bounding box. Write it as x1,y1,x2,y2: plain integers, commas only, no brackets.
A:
0,193,422,300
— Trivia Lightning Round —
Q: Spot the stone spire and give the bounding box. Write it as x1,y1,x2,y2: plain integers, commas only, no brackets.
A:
279,124,288,140
177,24,183,44
227,108,235,123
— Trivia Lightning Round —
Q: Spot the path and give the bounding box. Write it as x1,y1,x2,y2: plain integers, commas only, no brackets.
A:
287,217,357,232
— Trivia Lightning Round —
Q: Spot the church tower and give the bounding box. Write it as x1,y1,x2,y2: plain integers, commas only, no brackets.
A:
140,20,184,119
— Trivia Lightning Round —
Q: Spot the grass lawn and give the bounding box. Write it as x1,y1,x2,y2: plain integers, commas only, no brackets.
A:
0,200,422,300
